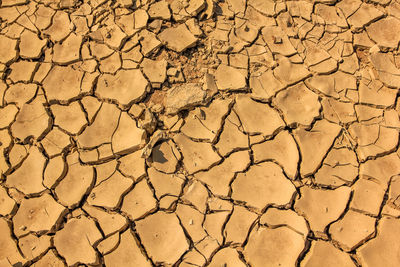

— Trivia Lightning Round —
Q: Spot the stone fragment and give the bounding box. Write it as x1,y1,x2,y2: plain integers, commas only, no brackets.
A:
232,162,296,210
329,210,375,251
10,96,50,142
121,179,157,220
88,171,133,209
54,216,102,266
244,225,305,267
358,217,400,267
174,133,221,174
274,82,321,126
104,230,152,267
262,26,297,56
301,240,356,267
294,186,351,237
13,193,66,237
136,211,189,265
224,205,258,244
165,83,206,115
6,146,46,195
158,24,197,52
294,120,341,177
235,95,285,136
236,22,259,43
96,69,149,106
138,108,157,134
196,150,250,196
215,65,247,91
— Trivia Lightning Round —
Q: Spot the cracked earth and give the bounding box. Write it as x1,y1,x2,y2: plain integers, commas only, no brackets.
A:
0,0,400,266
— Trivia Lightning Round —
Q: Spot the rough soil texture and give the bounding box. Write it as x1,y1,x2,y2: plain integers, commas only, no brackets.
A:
1,0,400,266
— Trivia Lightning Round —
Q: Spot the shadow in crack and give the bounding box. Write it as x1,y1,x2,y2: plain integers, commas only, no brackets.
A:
152,146,168,164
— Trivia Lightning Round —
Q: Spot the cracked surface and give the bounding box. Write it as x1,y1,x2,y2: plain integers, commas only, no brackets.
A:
0,0,400,266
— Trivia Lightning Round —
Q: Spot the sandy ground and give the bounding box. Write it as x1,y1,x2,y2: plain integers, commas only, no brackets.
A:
1,0,400,266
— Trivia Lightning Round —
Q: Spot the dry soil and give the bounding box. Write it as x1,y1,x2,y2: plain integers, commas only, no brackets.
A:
1,0,400,266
